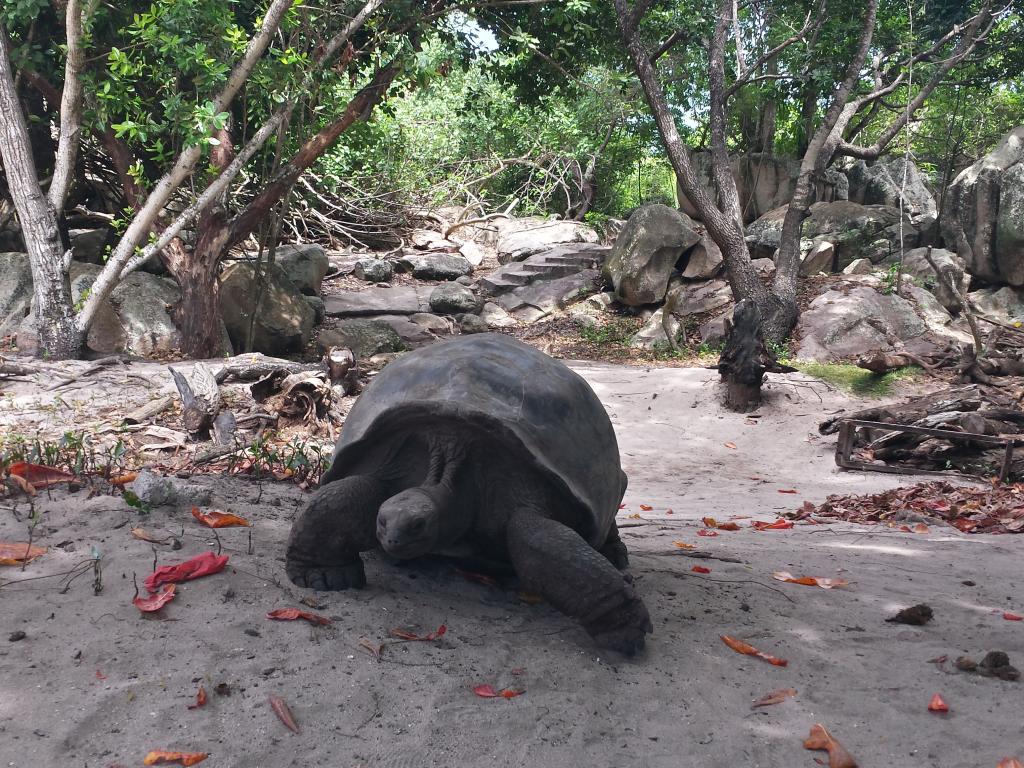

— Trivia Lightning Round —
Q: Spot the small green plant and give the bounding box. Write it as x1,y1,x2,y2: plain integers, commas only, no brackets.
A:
794,361,920,396
578,318,640,346
881,263,901,294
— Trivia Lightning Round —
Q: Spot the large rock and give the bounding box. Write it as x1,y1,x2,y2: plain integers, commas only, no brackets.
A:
429,282,481,315
219,261,314,355
495,217,599,263
495,270,598,323
942,127,1024,285
968,285,1024,322
602,205,700,306
678,153,848,224
318,319,404,358
353,259,393,283
275,244,329,296
0,252,33,338
630,308,680,349
680,232,723,279
744,206,788,260
846,157,937,220
796,284,932,361
397,253,473,280
666,279,733,316
478,243,608,296
322,286,431,316
69,228,112,265
881,247,968,312
802,201,918,268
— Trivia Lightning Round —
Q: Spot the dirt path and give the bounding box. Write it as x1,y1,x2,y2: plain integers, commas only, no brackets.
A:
1,364,1020,768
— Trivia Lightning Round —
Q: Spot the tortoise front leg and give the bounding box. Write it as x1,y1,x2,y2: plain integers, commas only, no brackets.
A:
285,475,390,591
507,512,652,656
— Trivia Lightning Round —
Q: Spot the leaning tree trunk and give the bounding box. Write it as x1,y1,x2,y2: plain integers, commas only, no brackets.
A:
0,28,83,359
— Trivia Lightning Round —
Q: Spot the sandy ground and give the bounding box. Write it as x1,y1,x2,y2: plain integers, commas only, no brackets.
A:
1,362,1022,768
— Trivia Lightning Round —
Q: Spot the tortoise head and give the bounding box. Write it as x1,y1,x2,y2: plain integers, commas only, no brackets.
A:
376,488,441,558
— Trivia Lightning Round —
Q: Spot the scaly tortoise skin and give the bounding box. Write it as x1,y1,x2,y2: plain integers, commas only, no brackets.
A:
285,333,652,655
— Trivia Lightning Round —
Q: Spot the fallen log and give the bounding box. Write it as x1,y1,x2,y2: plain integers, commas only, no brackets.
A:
122,395,174,425
214,353,324,384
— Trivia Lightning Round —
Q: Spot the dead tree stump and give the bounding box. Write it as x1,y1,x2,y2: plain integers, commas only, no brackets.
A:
169,363,223,436
718,300,795,412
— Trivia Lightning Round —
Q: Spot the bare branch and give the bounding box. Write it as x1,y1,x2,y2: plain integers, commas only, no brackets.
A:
650,29,687,64
726,3,820,97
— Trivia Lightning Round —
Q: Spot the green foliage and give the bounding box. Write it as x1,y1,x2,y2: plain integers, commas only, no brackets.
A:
794,361,921,396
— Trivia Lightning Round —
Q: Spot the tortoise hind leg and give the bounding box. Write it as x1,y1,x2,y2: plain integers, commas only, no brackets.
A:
599,521,629,570
506,512,652,656
286,475,390,591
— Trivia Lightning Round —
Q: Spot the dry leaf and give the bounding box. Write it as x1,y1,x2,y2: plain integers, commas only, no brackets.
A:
777,489,798,494
626,513,641,520
269,694,300,734
188,686,207,710
697,529,718,538
997,759,1023,768
389,624,447,641
803,724,858,768
8,461,75,489
639,504,653,511
913,522,930,534
1002,612,1023,621
190,507,250,528
133,584,176,613
927,693,949,713
473,683,524,699
772,571,849,589
751,688,797,709
266,608,331,626
724,442,737,449
131,527,166,544
145,552,228,592
109,472,138,486
143,751,208,766
751,519,795,531
691,566,711,574
673,541,695,550
6,473,35,496
720,635,788,667
702,517,740,531
0,542,46,566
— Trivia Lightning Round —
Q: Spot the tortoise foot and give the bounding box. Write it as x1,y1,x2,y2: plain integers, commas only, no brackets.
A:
286,559,366,591
586,591,653,657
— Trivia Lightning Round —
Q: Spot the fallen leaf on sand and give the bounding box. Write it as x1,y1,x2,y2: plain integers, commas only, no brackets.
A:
266,608,331,626
454,568,498,587
751,688,797,709
702,517,740,531
697,529,718,538
772,571,849,589
109,472,138,486
389,624,447,641
913,523,930,534
997,759,1023,768
803,723,857,768
143,751,208,766
720,635,788,667
190,507,250,528
691,566,711,574
618,503,626,509
269,694,300,733
7,461,75,489
473,684,524,699
626,513,641,520
145,552,228,592
1002,612,1023,621
95,669,106,680
724,442,737,449
0,542,46,565
131,528,167,544
777,489,798,494
7,474,35,495
188,686,207,710
133,585,176,613
673,541,695,550
752,519,795,531
927,693,949,713
639,504,653,511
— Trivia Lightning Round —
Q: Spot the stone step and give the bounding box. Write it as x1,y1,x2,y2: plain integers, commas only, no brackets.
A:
518,263,583,279
477,275,526,295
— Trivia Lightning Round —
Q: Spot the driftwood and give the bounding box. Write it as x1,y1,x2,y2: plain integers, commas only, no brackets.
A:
717,300,797,411
214,353,324,384
168,363,223,436
122,395,173,425
251,370,333,424
0,360,36,378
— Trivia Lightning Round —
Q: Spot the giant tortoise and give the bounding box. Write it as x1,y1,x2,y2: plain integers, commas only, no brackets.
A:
285,333,652,654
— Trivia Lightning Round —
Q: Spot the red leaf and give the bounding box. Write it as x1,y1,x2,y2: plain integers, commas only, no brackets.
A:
772,571,849,589
691,566,711,574
500,688,525,699
751,688,797,709
133,584,176,613
618,503,626,509
997,759,1024,768
702,517,740,531
389,624,447,641
95,669,106,680
751,519,795,531
454,568,498,588
7,461,75,489
268,694,300,733
639,504,653,511
1002,612,1023,621
143,751,208,766
145,552,228,592
777,489,798,494
0,542,46,566
724,442,737,449
803,724,858,768
190,507,250,528
720,635,788,667
266,608,331,626
473,684,499,698
697,529,718,538
927,693,949,713
187,686,207,710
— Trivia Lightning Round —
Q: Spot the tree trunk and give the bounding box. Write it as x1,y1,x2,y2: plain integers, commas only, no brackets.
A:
0,27,82,359
162,233,229,359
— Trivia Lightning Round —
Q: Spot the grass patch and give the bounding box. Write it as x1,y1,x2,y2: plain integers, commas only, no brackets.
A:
793,361,921,396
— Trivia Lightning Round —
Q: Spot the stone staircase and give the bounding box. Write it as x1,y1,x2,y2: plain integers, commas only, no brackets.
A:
478,243,609,296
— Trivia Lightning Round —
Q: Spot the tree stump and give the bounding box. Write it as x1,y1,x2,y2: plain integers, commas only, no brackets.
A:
168,363,223,436
717,300,794,412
